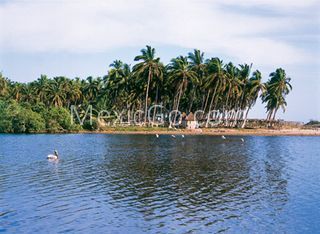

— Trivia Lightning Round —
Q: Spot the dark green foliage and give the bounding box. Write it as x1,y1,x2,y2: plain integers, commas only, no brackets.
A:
0,100,45,133
82,118,99,131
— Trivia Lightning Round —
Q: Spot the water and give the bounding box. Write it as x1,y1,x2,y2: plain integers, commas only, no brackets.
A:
0,134,319,233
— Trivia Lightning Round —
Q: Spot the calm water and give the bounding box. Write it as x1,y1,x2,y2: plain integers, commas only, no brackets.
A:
0,134,319,233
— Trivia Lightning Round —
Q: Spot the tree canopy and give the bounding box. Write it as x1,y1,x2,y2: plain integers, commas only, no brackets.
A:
0,46,292,132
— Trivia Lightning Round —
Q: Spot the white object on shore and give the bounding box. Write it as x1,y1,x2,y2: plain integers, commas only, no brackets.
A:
182,135,185,138
221,135,226,140
156,134,159,138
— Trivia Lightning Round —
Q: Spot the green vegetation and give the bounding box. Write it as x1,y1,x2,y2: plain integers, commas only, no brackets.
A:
304,120,320,128
0,46,292,133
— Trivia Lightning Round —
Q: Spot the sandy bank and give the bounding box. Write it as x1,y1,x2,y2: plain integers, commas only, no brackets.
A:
86,128,320,136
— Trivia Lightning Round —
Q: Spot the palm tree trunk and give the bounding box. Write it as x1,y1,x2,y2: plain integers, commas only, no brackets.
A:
127,102,131,124
272,107,278,121
203,90,210,112
152,85,159,124
266,109,273,127
241,105,251,128
201,93,206,110
271,107,279,126
206,92,215,128
206,83,220,128
225,87,232,111
173,84,183,127
188,87,196,112
176,85,183,111
144,69,152,124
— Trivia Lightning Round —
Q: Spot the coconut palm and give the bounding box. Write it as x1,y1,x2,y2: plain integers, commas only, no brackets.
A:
0,73,9,98
133,45,164,123
204,58,226,112
241,70,265,128
33,75,49,104
187,49,206,111
83,76,101,104
262,68,292,123
167,56,197,111
224,62,242,110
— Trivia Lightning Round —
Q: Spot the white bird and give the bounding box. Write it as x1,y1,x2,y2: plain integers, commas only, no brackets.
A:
47,150,59,160
221,135,226,140
171,135,176,138
156,134,159,138
240,138,244,142
181,135,185,138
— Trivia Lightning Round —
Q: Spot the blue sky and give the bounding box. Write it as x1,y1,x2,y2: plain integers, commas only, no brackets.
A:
0,0,319,122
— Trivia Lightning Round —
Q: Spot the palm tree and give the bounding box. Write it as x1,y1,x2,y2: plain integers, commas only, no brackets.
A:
262,68,292,123
204,58,226,112
33,75,49,104
0,73,9,98
133,45,164,123
10,82,25,102
45,77,69,107
84,76,101,104
67,79,82,106
238,63,252,110
106,60,125,107
241,70,265,128
167,56,197,111
188,49,206,111
224,62,242,111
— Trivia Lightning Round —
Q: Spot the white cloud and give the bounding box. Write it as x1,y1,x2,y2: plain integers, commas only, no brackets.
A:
0,0,318,66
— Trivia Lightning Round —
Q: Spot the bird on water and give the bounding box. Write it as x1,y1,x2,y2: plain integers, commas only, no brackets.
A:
47,150,59,160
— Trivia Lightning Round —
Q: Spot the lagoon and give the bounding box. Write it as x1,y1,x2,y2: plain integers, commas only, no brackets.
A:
0,134,319,233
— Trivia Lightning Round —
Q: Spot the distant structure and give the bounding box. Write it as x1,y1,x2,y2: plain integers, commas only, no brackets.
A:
186,112,198,129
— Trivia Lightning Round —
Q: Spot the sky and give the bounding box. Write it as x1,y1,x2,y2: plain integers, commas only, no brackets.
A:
0,0,319,122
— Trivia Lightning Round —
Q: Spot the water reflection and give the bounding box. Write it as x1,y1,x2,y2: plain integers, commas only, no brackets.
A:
0,134,319,233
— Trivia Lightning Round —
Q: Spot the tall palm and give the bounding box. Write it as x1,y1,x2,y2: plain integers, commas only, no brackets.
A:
47,79,66,107
67,79,82,106
188,49,206,111
167,56,197,111
10,82,25,102
241,70,265,128
34,75,49,104
204,58,226,114
84,76,101,104
0,73,9,98
224,62,242,110
262,68,292,122
238,63,252,110
106,60,125,106
133,45,164,123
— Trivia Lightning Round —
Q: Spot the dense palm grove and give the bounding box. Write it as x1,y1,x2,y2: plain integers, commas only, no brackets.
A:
0,46,292,133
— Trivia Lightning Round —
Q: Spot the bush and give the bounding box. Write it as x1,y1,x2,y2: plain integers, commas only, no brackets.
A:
0,101,82,133
82,117,98,131
45,107,81,132
0,100,46,133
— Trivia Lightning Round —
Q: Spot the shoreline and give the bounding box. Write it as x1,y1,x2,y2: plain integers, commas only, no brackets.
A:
71,128,320,136
1,128,319,136
95,129,320,136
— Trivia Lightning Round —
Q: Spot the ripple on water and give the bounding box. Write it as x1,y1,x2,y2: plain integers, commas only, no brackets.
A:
0,134,320,233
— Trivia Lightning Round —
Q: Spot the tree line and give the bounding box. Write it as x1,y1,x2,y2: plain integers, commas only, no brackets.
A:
0,46,292,133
